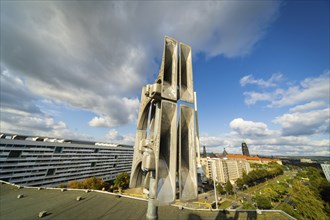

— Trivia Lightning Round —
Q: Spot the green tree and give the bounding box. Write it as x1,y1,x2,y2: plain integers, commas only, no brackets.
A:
261,187,279,202
288,179,327,220
216,183,225,195
242,170,250,185
255,195,272,209
114,172,130,190
271,183,287,196
294,166,330,216
236,178,244,188
277,202,298,219
225,180,233,194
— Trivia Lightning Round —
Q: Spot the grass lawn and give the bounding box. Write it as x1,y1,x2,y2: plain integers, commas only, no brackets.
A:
218,200,232,209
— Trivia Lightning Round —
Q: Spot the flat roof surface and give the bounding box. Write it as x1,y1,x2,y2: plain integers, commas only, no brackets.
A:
0,183,291,220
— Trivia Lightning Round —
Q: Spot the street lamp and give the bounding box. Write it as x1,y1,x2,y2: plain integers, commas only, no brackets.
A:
212,161,218,209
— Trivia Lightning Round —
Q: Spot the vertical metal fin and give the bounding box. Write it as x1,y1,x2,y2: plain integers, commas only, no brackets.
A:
179,105,198,201
130,87,150,188
154,100,177,205
179,43,194,103
157,36,178,101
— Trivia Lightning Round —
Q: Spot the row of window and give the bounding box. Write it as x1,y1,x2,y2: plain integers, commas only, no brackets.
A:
0,141,133,186
1,149,132,156
1,144,132,152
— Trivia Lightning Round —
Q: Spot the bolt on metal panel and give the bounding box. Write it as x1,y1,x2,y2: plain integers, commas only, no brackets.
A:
179,105,198,201
179,43,194,103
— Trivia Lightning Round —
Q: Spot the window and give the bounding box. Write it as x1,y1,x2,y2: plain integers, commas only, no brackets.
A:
8,150,22,158
91,162,96,167
54,147,63,153
46,169,56,176
94,149,99,153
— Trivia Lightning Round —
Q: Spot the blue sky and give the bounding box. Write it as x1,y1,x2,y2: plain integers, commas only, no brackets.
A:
1,1,329,156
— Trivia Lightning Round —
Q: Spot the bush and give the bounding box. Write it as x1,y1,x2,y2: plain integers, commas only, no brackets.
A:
114,172,130,190
277,203,298,219
67,177,106,190
67,180,81,189
242,203,256,210
81,177,105,190
255,195,272,209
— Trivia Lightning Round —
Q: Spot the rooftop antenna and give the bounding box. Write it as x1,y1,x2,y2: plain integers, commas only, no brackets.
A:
130,36,198,220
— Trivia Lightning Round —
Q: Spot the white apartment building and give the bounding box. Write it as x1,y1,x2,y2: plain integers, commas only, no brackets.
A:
201,157,250,183
0,133,133,187
321,164,330,182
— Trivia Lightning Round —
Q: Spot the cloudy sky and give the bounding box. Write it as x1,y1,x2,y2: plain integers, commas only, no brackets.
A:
1,1,329,156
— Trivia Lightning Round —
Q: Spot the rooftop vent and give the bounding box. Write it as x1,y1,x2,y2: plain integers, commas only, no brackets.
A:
39,211,47,218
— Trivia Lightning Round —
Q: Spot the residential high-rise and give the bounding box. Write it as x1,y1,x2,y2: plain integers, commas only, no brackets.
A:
0,133,133,187
241,142,250,156
200,157,250,183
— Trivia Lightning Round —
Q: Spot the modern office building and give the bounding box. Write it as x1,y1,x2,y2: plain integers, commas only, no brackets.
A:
0,133,133,187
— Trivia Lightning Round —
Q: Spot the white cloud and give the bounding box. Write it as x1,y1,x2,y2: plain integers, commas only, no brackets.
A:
242,72,330,107
0,67,42,115
240,73,283,87
106,129,121,140
289,101,326,112
0,1,283,141
229,118,274,137
1,115,66,132
273,108,330,136
243,91,273,105
271,72,329,107
105,129,135,145
0,69,94,140
240,72,329,154
200,117,330,156
89,116,120,128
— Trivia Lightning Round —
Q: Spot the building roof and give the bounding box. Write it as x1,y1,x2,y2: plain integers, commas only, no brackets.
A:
0,133,132,148
0,183,292,220
225,154,277,162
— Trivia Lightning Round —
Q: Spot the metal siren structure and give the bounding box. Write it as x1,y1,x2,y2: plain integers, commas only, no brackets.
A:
130,36,198,217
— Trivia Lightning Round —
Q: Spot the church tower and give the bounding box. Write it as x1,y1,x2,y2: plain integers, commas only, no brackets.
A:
202,146,207,158
242,142,250,156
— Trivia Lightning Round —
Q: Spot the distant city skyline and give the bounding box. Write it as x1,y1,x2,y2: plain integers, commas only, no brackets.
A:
1,1,329,156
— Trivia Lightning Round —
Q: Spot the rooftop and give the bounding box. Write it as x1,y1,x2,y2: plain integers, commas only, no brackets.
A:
0,182,293,220
223,154,277,162
0,133,132,148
